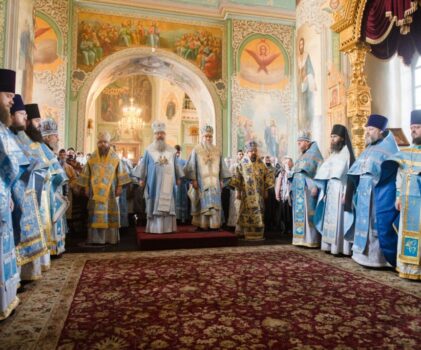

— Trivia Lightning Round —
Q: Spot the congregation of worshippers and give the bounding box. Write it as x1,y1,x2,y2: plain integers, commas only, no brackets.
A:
1,67,421,322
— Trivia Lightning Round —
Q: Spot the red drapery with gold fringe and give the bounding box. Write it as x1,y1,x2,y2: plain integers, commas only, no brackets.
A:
362,0,421,64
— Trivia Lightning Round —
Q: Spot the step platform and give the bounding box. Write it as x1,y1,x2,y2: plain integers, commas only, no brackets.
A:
137,225,238,250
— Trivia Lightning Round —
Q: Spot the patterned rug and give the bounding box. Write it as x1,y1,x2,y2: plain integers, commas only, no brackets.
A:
1,246,420,350
58,250,421,349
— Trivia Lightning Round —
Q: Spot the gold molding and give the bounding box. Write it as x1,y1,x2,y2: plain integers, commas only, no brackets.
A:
345,42,371,156
331,0,368,51
332,0,371,156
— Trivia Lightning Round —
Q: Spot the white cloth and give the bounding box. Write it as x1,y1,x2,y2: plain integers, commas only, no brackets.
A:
192,209,221,229
320,180,352,255
315,148,351,255
40,252,50,271
227,190,240,227
146,216,177,234
88,228,120,244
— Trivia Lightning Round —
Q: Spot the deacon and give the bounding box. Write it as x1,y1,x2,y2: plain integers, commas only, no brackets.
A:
230,141,274,240
290,131,323,247
9,95,48,282
184,125,231,230
58,148,78,233
77,131,131,244
17,104,53,275
136,122,181,233
174,145,190,224
347,114,398,267
275,156,294,235
227,150,244,232
376,110,421,279
0,69,28,320
314,124,355,255
40,119,69,256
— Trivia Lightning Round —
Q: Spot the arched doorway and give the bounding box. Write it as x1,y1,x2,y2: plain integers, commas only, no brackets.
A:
76,48,222,154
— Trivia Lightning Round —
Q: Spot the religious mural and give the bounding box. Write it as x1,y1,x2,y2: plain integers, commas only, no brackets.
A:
16,0,35,101
238,36,288,90
233,27,292,160
296,23,322,131
34,17,62,69
322,0,348,131
237,92,289,158
76,11,223,80
32,15,64,127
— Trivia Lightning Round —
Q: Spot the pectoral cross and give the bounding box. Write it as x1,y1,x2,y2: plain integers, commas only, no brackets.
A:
204,152,213,164
158,155,168,165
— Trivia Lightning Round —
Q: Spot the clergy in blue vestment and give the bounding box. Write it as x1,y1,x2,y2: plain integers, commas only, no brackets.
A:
40,118,69,256
16,104,53,276
0,69,29,320
290,131,323,247
136,122,182,233
314,124,355,255
9,95,48,282
376,110,421,279
174,145,190,224
184,125,231,230
119,156,134,228
347,114,399,268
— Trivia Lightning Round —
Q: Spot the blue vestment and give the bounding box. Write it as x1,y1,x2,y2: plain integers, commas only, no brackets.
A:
290,142,323,247
10,130,48,266
347,131,399,266
0,123,29,320
376,145,421,272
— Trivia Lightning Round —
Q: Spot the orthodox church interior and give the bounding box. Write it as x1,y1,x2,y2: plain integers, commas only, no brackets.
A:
0,0,421,349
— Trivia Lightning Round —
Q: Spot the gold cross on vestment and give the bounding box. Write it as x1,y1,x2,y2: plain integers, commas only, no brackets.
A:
204,152,213,164
158,155,169,165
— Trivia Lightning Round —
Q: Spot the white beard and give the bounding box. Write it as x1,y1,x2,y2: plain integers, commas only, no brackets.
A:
153,140,167,152
202,141,215,151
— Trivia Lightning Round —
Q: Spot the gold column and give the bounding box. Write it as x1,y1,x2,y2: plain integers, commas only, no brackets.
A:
345,43,371,156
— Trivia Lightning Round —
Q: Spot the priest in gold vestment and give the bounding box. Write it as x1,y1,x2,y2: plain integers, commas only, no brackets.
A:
77,132,131,244
230,141,274,240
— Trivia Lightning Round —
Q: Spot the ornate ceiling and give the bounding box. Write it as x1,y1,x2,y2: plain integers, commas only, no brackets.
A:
75,0,296,20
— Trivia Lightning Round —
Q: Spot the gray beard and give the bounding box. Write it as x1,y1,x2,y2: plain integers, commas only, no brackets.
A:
154,140,167,152
202,141,214,151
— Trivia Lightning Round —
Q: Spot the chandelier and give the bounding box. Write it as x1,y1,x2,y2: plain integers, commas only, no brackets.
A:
119,98,144,131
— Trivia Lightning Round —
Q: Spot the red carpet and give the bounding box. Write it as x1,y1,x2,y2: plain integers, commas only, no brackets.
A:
57,251,421,349
137,225,238,250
